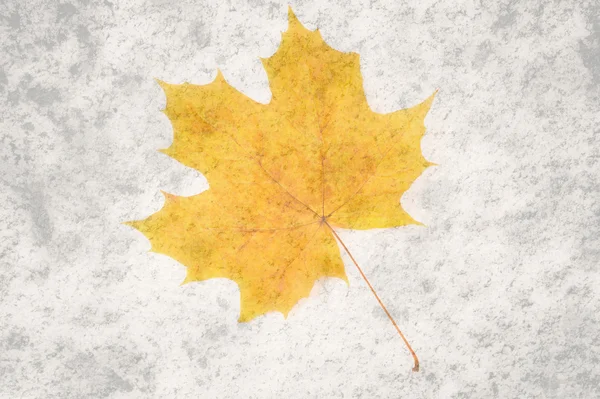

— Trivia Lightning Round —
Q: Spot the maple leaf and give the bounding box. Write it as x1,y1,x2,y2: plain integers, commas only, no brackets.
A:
126,8,435,371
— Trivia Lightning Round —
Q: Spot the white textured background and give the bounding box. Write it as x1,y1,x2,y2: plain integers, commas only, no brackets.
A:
1,0,599,398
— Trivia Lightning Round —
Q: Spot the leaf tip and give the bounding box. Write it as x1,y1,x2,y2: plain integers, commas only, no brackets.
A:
180,273,194,286
237,313,251,323
121,220,136,228
159,190,177,204
123,218,148,231
407,215,427,227
286,5,305,32
341,274,350,287
157,147,171,157
154,78,171,92
419,90,438,115
398,207,426,227
287,5,297,22
213,68,226,83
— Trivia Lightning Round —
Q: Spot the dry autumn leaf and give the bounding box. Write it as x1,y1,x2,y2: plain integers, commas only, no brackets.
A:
127,8,435,371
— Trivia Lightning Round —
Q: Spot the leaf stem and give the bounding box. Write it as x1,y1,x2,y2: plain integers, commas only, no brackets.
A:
324,221,420,372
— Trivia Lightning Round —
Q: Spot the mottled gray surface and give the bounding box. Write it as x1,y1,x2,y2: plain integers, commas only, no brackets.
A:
1,0,599,398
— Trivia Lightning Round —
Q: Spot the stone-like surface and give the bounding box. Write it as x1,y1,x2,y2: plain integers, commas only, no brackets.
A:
1,1,598,398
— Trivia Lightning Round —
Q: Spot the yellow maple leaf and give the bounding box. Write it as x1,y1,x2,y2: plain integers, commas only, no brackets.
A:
127,8,435,371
